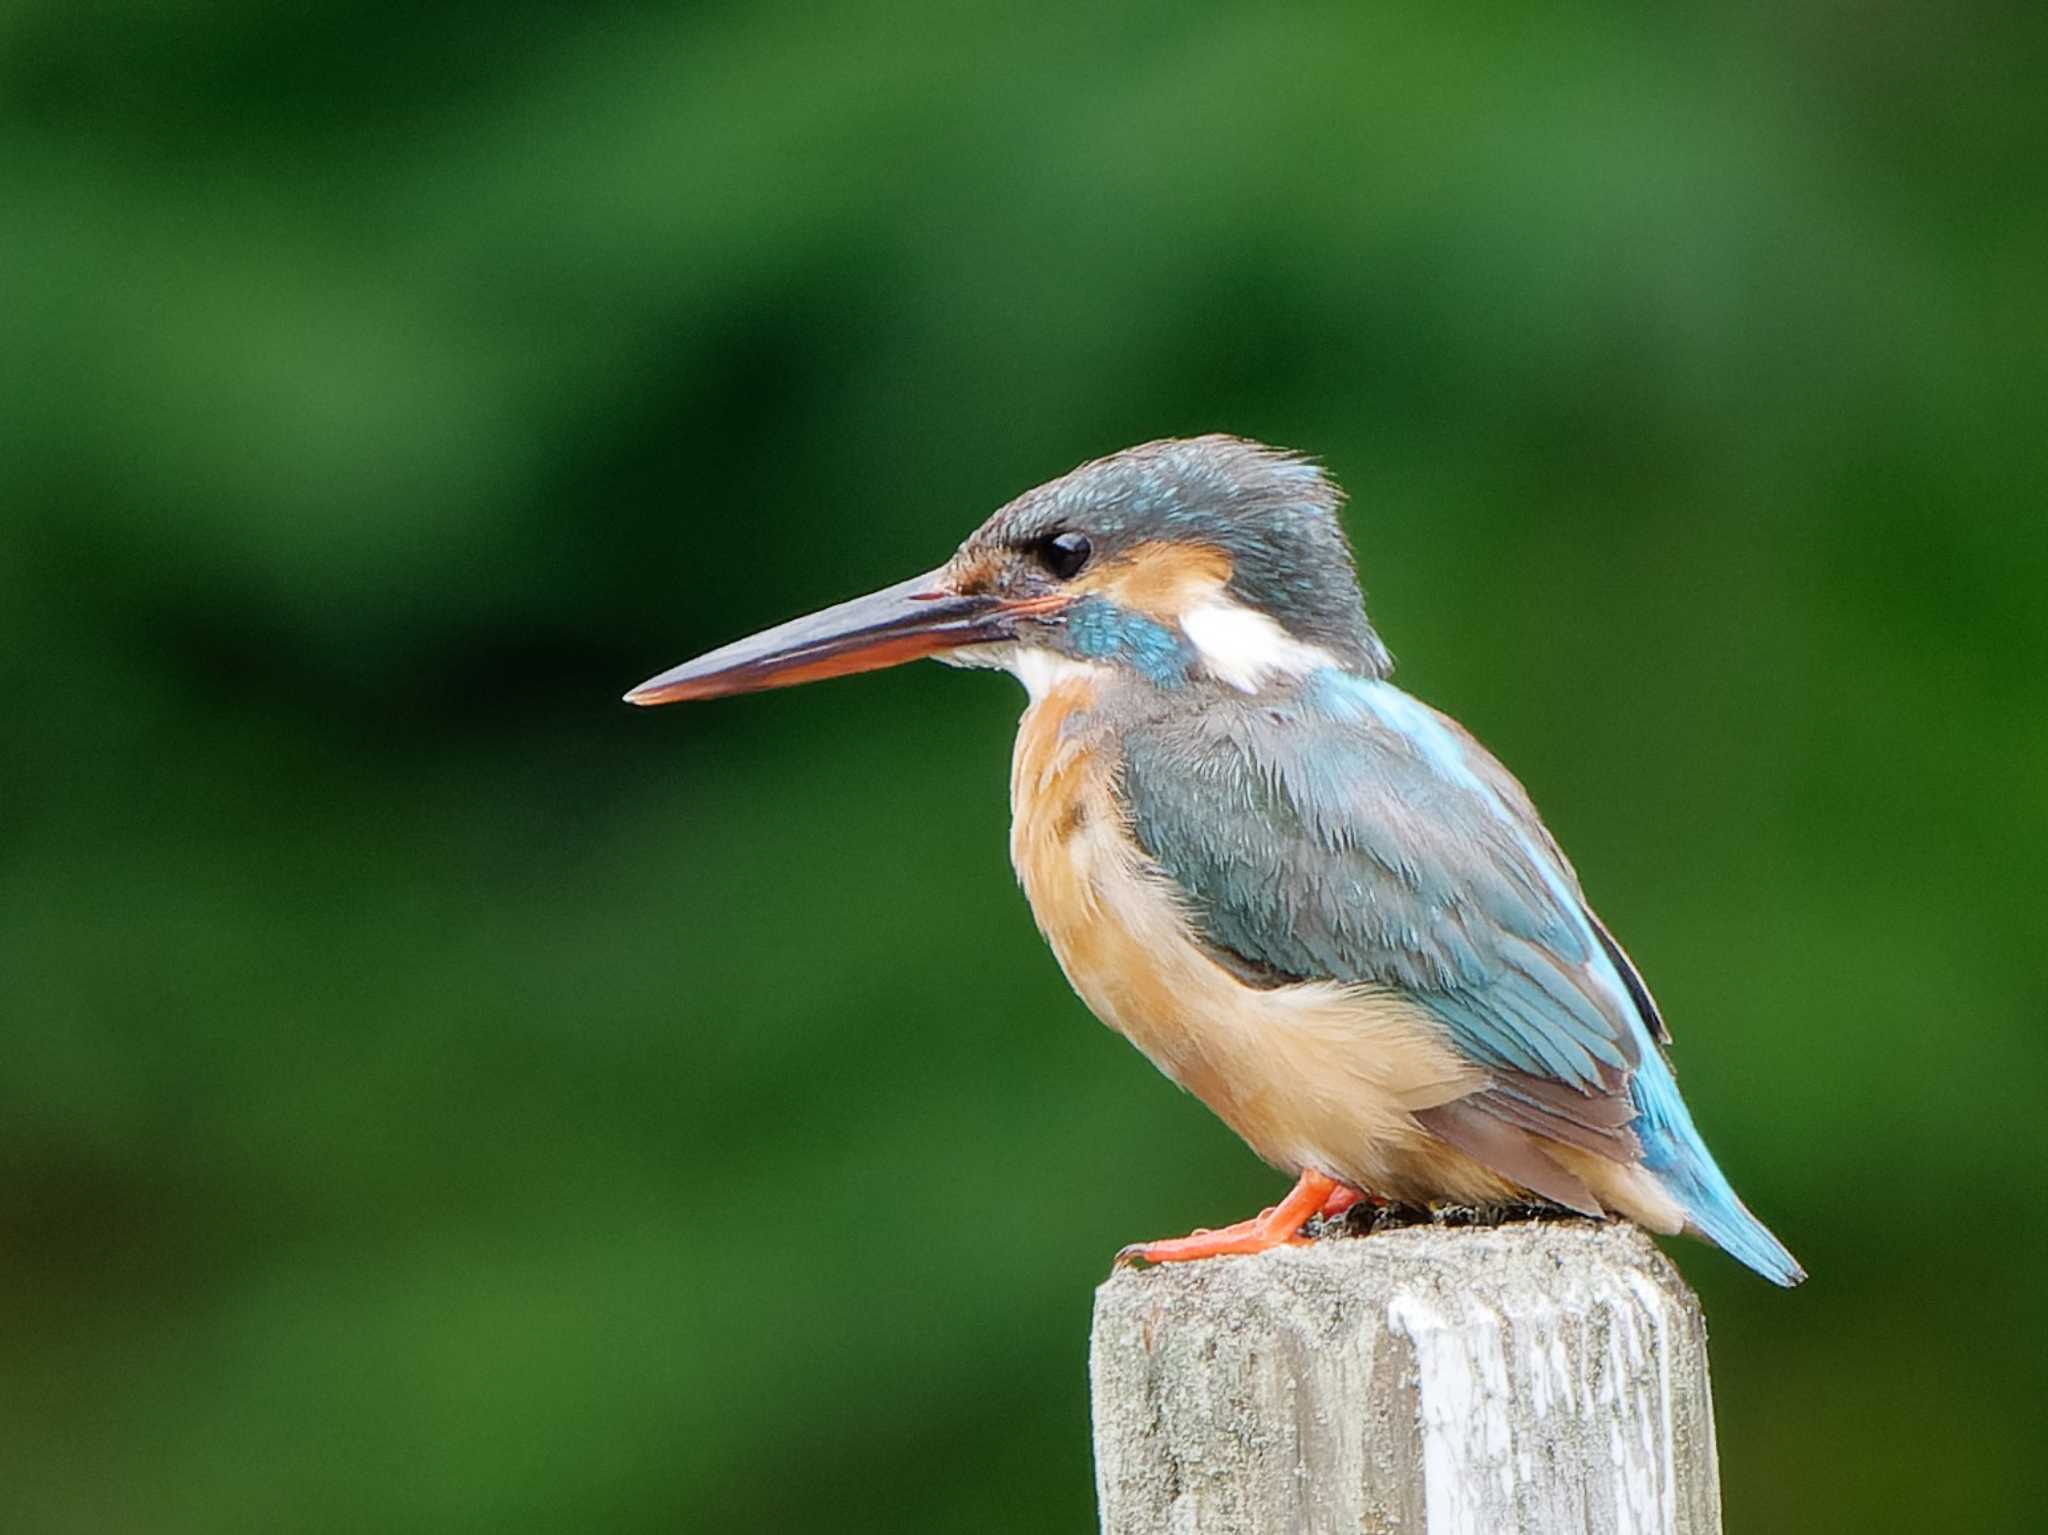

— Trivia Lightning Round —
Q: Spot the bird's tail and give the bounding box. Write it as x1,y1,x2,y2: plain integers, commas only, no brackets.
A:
1630,1048,1806,1287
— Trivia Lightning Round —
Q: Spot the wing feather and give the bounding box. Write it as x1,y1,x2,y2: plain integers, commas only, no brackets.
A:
1116,676,1662,1182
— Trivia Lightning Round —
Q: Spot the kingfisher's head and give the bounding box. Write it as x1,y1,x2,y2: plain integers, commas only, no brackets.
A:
625,435,1390,707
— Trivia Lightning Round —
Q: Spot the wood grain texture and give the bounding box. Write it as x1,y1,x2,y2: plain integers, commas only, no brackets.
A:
1090,1220,1719,1535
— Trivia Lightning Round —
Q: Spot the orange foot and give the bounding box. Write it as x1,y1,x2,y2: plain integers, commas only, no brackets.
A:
1115,1170,1368,1266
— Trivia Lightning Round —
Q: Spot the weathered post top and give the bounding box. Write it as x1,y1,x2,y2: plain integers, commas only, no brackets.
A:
1090,1219,1719,1535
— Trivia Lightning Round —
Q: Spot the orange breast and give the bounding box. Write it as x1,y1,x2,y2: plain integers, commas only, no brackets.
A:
1007,677,1190,1082
1008,680,1136,1044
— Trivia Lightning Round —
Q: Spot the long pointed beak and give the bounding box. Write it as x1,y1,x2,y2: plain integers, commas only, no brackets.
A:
624,570,1059,706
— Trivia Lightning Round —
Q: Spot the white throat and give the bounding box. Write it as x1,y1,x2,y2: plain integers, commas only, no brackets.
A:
940,643,1107,702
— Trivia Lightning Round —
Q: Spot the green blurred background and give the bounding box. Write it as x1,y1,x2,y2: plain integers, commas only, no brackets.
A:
4,3,2044,1530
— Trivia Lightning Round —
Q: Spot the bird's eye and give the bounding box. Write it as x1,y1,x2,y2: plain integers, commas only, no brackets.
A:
1039,531,1093,581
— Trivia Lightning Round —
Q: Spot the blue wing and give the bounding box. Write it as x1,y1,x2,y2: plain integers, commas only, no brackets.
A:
1115,670,1802,1284
1117,672,1652,1103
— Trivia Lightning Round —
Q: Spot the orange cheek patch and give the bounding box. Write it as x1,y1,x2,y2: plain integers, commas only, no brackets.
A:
1083,542,1233,620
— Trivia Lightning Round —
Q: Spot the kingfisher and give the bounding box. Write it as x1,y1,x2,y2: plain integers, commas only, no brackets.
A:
625,436,1804,1286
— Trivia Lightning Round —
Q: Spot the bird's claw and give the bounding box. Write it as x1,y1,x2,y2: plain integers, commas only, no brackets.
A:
1111,1172,1359,1269
1112,1229,1314,1269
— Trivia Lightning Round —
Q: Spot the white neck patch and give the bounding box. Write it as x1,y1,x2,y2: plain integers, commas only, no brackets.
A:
1180,597,1339,693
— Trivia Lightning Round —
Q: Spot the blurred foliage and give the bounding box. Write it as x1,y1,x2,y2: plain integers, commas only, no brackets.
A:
3,2,2045,1530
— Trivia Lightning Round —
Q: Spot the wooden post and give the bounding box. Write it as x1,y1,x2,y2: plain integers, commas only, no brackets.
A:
1090,1219,1720,1535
